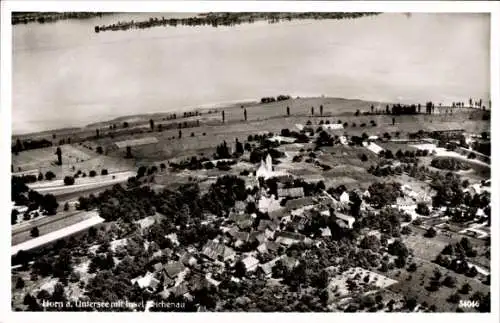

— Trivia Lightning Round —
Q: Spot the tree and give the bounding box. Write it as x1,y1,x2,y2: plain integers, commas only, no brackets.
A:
424,227,437,238
459,283,471,294
63,176,75,186
244,108,247,121
442,275,457,288
149,119,154,131
55,147,62,165
234,260,246,278
64,202,69,211
320,105,324,116
222,110,225,123
178,130,182,139
360,154,368,162
311,106,314,116
416,202,430,216
125,146,133,158
45,171,56,181
286,106,290,116
407,263,417,272
12,209,18,225
360,235,381,252
16,277,25,289
96,146,104,154
89,170,97,177
37,172,44,181
447,293,461,304
30,226,39,237
101,169,108,176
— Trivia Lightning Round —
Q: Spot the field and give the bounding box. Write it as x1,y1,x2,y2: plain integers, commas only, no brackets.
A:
12,143,135,177
386,258,489,312
12,210,100,247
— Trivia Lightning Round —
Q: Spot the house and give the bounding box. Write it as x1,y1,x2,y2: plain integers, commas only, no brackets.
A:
275,231,305,246
259,256,284,277
257,219,278,232
285,197,315,211
171,281,189,297
322,123,344,130
339,191,350,204
257,243,268,254
147,277,161,293
234,201,246,213
335,213,355,229
281,256,299,270
166,233,180,246
180,252,197,267
277,187,305,199
152,262,163,272
265,241,280,253
201,240,236,262
320,227,332,237
163,261,186,279
162,272,175,289
249,230,267,244
131,272,157,290
338,135,348,145
242,256,260,272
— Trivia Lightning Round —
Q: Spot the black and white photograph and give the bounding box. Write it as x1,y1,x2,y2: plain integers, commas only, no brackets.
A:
1,1,498,321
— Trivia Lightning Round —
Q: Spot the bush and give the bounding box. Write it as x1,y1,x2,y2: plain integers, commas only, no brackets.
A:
63,176,75,186
45,171,56,181
360,154,368,162
89,170,97,177
430,157,469,171
30,227,39,238
424,227,437,238
101,169,108,176
416,203,430,216
442,276,457,288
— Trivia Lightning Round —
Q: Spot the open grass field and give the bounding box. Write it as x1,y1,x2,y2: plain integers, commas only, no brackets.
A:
12,143,136,179
386,258,489,312
12,210,99,246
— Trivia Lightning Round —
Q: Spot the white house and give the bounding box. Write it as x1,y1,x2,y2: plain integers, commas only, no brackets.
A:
242,256,260,272
340,191,350,204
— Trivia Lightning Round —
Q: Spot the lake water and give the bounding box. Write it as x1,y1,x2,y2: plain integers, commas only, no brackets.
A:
13,13,490,134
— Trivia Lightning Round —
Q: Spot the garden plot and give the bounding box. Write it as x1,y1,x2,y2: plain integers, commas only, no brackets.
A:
327,266,398,301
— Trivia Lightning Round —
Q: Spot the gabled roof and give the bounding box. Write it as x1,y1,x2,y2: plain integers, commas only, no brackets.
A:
260,256,284,275
152,262,163,272
277,187,305,199
242,256,260,271
281,256,299,270
257,219,278,232
172,282,189,297
249,230,267,243
201,240,235,261
265,241,280,252
163,261,186,278
285,197,315,211
148,277,160,291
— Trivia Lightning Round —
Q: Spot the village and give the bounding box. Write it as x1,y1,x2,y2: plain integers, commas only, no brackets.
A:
11,98,491,313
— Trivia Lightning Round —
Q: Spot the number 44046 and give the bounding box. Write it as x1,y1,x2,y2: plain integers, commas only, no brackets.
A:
459,300,479,308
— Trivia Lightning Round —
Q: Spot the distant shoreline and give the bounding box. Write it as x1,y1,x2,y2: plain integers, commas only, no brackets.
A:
93,12,380,33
